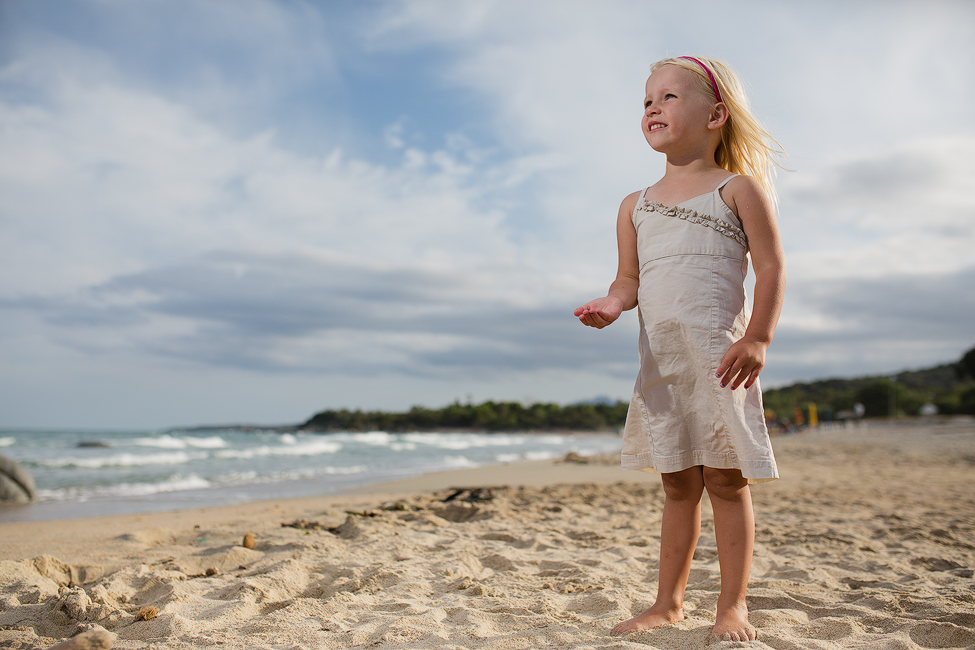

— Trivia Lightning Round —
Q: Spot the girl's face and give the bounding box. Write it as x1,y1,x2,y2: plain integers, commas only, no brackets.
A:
641,65,718,155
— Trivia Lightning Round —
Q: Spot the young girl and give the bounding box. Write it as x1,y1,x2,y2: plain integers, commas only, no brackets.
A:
575,56,786,642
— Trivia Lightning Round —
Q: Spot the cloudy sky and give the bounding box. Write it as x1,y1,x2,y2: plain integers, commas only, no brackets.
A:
2,1,973,429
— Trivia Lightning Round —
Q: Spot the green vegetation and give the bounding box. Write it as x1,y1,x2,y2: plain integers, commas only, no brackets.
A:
763,345,975,423
302,399,629,433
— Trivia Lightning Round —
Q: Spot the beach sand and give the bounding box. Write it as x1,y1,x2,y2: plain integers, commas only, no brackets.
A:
1,421,973,649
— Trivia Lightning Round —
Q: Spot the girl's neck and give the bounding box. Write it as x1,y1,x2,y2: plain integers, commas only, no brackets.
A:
647,156,730,206
663,153,723,179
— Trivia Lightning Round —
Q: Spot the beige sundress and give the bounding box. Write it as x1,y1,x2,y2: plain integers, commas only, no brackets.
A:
621,175,778,483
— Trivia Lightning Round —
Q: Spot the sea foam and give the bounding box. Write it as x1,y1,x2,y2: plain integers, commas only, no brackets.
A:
40,451,209,469
213,439,342,460
134,434,228,449
38,474,212,501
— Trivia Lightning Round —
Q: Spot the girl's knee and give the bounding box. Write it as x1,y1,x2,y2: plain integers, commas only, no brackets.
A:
703,467,748,501
661,467,705,502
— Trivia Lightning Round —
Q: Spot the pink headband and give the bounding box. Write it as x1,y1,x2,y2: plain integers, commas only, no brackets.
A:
679,56,722,103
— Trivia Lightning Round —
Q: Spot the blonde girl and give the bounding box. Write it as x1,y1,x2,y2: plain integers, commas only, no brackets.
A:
574,56,786,642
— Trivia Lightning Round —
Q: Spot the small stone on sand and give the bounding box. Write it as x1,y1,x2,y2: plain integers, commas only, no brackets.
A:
242,533,255,549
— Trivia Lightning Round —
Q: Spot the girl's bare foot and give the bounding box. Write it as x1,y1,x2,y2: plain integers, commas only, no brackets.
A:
611,603,684,636
710,602,756,643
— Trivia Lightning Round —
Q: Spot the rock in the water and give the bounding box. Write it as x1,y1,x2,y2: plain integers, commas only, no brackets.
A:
0,453,37,503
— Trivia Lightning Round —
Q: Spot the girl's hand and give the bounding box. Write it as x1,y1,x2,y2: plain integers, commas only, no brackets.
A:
574,296,623,329
716,337,768,390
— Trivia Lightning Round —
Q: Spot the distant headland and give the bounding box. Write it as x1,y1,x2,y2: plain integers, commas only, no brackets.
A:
762,345,975,424
177,399,630,434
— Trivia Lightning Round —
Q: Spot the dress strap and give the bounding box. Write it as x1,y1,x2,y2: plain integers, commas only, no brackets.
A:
715,174,738,192
632,187,651,219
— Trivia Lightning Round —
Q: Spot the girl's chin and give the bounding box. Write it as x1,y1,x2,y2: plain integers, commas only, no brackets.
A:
645,140,667,154
643,132,666,148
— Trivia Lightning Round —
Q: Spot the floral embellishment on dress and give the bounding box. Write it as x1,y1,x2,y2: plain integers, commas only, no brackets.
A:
638,199,747,247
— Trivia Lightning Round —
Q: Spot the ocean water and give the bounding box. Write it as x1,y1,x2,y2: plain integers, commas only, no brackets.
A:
0,428,621,523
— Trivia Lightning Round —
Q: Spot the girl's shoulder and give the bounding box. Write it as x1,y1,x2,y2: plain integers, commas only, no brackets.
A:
719,174,770,219
619,188,644,214
722,173,763,194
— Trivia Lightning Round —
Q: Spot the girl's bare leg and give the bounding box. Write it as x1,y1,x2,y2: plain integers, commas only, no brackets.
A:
612,466,704,636
703,467,757,642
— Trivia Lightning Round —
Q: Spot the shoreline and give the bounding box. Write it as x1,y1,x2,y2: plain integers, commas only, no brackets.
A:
0,430,623,525
1,422,973,649
0,453,637,566
2,420,971,562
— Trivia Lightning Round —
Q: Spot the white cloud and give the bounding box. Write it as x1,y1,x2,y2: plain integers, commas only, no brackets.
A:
779,137,975,281
0,45,537,293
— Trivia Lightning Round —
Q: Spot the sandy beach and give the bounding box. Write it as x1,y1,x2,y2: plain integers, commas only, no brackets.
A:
1,421,973,649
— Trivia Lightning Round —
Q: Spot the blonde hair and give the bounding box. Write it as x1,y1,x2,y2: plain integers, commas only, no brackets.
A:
650,56,787,210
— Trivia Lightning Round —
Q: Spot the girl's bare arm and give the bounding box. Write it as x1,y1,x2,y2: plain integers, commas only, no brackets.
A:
717,176,786,389
574,192,642,329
